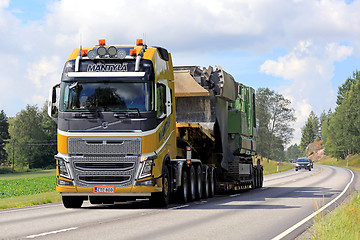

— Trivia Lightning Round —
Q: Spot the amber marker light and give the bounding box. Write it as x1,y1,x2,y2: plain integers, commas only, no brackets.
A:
81,49,88,56
99,39,106,46
130,48,137,56
136,39,143,46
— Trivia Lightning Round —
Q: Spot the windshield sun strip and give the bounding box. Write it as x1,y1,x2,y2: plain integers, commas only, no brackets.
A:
67,72,146,78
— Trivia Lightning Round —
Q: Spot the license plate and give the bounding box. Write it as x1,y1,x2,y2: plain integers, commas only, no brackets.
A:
93,186,115,194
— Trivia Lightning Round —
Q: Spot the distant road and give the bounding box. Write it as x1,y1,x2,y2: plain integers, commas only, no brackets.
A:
0,165,357,240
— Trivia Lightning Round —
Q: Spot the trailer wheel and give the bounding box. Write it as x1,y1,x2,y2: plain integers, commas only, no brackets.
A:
252,168,258,189
208,168,215,198
202,166,209,198
259,168,263,188
189,166,196,202
179,169,189,203
62,196,83,208
195,165,203,200
150,166,170,207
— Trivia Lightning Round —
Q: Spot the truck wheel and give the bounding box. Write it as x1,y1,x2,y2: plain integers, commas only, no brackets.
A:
252,169,257,189
188,166,196,202
179,169,189,203
150,166,170,207
89,196,102,204
208,168,215,198
102,197,114,204
259,169,263,188
202,166,209,199
195,165,203,200
62,196,83,208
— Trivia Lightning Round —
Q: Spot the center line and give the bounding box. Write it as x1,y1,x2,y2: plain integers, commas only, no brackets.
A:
26,227,78,239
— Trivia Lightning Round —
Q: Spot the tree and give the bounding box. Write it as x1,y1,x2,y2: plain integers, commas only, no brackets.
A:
256,88,296,160
320,109,332,154
0,110,10,164
336,70,359,106
300,111,320,152
324,77,360,159
6,104,57,168
285,144,301,161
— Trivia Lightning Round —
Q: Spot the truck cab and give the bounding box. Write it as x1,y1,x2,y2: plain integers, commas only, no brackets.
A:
49,39,176,208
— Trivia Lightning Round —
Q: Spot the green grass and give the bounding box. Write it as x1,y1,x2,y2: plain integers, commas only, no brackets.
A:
0,169,56,180
311,154,360,239
0,169,60,209
0,176,56,199
311,191,360,239
0,191,61,209
260,158,294,175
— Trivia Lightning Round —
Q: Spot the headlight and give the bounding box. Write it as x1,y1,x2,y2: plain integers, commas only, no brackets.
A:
139,160,153,179
56,157,71,179
307,163,310,166
138,152,157,179
295,163,299,167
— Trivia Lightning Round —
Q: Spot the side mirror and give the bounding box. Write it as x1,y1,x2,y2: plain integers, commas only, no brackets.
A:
48,83,60,123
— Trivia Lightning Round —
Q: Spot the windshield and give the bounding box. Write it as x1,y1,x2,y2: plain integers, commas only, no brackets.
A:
297,158,309,163
60,81,153,112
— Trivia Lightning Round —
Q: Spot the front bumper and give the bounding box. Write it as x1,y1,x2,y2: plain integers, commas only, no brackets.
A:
57,185,162,197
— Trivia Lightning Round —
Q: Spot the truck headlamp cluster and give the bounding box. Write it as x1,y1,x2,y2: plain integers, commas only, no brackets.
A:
117,49,127,59
139,160,153,179
138,153,157,179
56,157,71,179
107,46,117,57
87,50,97,60
97,46,107,57
86,47,127,60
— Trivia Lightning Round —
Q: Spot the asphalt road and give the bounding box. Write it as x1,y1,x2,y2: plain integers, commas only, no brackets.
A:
0,165,358,240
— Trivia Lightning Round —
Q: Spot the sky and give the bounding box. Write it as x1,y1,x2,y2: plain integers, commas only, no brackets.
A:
1,0,360,145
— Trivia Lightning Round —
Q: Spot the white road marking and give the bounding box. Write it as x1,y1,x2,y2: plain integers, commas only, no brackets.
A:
168,205,189,210
26,227,78,239
272,168,355,240
229,194,241,197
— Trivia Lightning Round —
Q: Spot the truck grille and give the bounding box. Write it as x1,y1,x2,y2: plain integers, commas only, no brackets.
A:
68,138,141,155
68,137,141,187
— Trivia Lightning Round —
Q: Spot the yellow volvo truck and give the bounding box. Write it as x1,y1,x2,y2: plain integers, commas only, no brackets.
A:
48,39,262,208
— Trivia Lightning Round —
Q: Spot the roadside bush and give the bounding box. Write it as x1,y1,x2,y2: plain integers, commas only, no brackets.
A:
0,166,12,174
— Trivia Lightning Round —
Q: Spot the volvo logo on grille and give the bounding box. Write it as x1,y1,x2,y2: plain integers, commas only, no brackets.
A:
102,122,109,129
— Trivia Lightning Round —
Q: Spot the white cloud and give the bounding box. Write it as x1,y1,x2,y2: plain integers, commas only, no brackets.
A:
27,56,61,89
0,0,359,123
260,40,353,144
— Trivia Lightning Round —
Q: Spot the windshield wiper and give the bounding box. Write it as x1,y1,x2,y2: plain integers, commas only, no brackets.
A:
73,109,100,119
113,108,141,118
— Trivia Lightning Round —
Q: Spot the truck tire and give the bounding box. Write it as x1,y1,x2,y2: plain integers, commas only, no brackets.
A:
202,166,209,199
188,166,196,202
179,169,189,203
259,168,263,188
150,166,170,207
195,165,203,200
62,196,83,208
208,168,215,198
252,168,258,189
89,196,102,204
